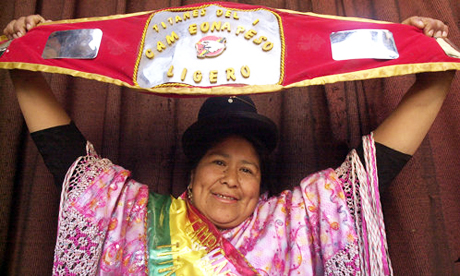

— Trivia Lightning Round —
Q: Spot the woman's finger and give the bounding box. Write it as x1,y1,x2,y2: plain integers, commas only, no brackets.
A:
25,15,47,31
12,17,28,38
4,18,22,39
3,15,48,40
402,16,449,38
402,16,425,29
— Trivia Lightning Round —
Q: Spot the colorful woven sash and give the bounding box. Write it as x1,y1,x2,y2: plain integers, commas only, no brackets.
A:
147,193,258,275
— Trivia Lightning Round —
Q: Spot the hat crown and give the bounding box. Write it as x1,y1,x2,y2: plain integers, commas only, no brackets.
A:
198,96,257,119
182,95,278,162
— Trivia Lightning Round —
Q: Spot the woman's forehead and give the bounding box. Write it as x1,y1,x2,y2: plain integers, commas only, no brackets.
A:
205,135,260,161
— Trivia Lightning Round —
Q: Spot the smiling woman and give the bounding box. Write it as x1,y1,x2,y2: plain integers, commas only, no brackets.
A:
189,135,262,229
181,96,272,229
27,94,406,275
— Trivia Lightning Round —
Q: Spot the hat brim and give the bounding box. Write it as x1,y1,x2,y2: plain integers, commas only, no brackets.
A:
182,111,278,161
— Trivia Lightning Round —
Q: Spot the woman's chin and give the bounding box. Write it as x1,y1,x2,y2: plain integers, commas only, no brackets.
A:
207,213,241,229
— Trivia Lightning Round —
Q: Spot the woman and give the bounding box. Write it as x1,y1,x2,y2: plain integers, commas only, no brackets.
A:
4,15,455,275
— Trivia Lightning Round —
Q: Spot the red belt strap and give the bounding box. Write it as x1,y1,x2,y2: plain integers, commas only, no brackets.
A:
0,2,458,96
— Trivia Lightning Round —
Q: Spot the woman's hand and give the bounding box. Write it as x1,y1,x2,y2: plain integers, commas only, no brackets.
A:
3,14,48,40
6,15,70,133
402,16,448,38
373,16,455,155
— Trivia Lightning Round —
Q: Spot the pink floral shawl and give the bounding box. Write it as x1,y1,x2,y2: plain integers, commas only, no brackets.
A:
52,134,392,275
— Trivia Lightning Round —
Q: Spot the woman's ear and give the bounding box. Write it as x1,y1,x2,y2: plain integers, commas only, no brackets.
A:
188,170,195,188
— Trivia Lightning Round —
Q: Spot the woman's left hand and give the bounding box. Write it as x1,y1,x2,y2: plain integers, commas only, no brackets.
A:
373,15,455,155
402,16,448,38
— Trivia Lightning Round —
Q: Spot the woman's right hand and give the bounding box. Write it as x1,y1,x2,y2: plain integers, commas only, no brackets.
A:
3,15,48,40
5,15,71,133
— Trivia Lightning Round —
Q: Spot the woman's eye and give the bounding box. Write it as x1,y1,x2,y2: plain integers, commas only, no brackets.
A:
213,160,225,166
241,167,253,174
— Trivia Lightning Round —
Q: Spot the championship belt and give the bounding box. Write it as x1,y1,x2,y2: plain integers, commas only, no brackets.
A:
1,1,459,96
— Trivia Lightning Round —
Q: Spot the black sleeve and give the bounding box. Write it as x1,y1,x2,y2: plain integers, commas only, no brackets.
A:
356,142,412,189
30,122,87,187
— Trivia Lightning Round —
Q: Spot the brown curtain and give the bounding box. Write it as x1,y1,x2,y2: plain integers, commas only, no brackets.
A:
1,0,459,275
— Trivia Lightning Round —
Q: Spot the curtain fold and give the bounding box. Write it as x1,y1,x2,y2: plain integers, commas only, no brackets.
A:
0,0,459,275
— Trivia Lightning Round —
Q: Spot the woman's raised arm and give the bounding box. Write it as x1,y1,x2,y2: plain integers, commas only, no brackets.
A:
5,15,71,133
373,17,455,155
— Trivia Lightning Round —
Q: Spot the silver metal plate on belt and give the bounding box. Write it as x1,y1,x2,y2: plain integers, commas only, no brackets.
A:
330,29,399,60
42,29,103,59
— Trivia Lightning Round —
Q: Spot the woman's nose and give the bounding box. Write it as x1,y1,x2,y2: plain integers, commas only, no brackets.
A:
221,168,238,187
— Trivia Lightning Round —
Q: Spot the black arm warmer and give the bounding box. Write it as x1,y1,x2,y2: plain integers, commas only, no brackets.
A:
356,142,412,189
30,122,87,187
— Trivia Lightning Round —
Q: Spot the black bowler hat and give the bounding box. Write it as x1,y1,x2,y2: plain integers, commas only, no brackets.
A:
182,96,278,161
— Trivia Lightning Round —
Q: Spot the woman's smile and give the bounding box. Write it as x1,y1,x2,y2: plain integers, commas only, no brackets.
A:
212,192,238,202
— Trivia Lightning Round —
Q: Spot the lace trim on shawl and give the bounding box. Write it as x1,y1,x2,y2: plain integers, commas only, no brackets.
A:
335,134,393,276
336,151,366,273
53,142,112,275
325,242,361,276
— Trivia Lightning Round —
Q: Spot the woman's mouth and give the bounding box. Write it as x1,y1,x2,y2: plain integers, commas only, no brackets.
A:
213,193,237,202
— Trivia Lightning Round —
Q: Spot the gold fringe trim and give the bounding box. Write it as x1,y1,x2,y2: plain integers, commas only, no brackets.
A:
1,60,458,96
284,62,460,89
0,62,132,87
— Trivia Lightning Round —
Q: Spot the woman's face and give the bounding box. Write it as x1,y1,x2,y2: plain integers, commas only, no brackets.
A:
190,135,261,229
